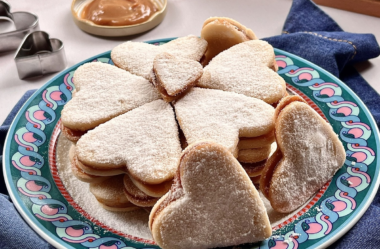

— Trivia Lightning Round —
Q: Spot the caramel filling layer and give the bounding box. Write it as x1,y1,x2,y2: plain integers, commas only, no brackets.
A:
240,159,267,177
123,188,158,207
61,123,86,142
151,69,194,102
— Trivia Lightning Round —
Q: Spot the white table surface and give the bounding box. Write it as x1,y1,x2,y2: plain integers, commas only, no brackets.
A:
1,0,380,124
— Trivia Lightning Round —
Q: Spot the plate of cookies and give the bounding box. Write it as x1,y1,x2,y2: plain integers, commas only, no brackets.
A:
3,17,380,249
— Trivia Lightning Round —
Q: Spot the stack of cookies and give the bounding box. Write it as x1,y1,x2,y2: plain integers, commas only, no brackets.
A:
61,18,288,211
59,16,347,249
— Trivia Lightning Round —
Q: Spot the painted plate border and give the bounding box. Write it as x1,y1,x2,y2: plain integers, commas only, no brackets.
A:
2,38,379,249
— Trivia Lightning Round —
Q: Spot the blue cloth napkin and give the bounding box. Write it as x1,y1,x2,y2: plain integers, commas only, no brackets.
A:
264,0,380,128
1,0,380,248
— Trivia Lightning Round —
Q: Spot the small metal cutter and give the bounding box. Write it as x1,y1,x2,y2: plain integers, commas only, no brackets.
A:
0,0,39,52
14,31,67,79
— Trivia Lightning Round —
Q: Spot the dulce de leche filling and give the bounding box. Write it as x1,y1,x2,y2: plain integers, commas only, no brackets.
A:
81,0,159,26
61,123,86,142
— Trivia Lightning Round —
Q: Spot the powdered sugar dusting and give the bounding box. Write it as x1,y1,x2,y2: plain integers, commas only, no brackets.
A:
56,134,153,239
111,36,207,80
154,53,203,96
174,88,275,154
76,100,182,184
154,143,271,249
161,35,207,61
208,40,275,68
199,65,285,104
61,62,160,131
198,40,285,104
270,102,346,213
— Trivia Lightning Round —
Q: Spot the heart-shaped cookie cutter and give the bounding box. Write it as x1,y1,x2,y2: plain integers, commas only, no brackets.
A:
14,31,66,79
0,0,39,52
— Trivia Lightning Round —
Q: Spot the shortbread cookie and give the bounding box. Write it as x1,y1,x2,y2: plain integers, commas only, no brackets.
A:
174,88,275,157
238,146,272,163
201,17,257,66
260,96,346,213
76,100,182,185
61,62,160,141
123,174,159,207
90,175,139,212
149,141,272,249
238,131,275,149
152,52,203,102
111,35,207,80
198,40,285,104
69,143,109,183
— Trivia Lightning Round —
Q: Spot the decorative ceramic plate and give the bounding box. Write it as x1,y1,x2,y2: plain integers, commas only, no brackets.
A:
3,38,379,249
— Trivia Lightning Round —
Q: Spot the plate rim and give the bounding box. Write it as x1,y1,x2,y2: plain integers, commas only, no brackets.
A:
3,37,380,249
275,49,380,249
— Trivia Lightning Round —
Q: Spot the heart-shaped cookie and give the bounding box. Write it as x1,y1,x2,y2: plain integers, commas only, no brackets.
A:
75,99,182,185
152,52,203,102
61,62,160,141
149,141,272,249
174,87,275,157
111,35,207,80
260,96,346,213
200,17,257,66
198,40,286,104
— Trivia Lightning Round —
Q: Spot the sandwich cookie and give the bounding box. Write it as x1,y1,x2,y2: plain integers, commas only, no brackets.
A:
75,99,182,192
200,17,257,66
198,40,286,105
149,141,272,249
152,52,203,102
260,96,346,213
61,62,160,142
174,87,275,157
111,35,207,80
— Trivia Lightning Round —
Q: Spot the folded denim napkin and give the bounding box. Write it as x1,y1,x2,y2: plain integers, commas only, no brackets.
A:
264,0,380,128
1,0,379,248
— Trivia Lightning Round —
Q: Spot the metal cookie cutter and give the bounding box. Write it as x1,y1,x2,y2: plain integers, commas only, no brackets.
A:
14,31,67,79
0,0,39,52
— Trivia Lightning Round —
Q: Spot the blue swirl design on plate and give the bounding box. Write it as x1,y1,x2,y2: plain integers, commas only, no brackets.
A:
10,58,154,249
259,56,375,249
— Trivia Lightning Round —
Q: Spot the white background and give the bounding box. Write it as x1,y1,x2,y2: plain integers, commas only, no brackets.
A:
1,0,380,123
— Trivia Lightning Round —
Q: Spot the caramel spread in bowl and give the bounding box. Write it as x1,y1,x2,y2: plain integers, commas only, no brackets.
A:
81,0,158,26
